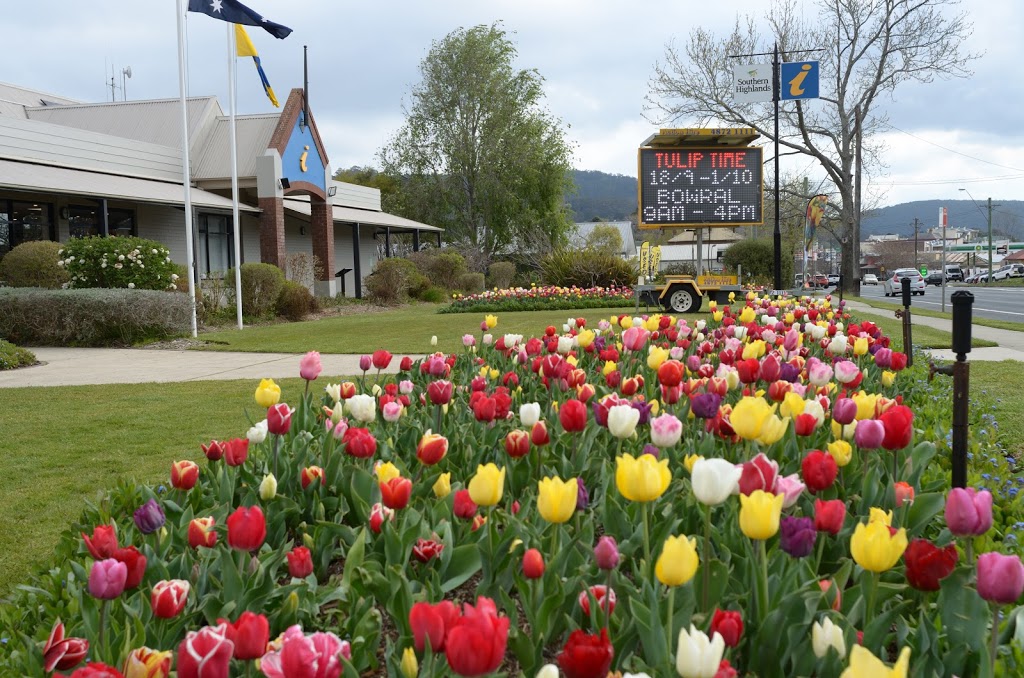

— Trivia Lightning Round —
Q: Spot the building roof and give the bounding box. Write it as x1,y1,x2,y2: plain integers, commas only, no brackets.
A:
667,228,745,244
0,158,256,212
0,81,81,119
283,196,442,232
570,221,636,257
24,97,221,149
192,114,279,180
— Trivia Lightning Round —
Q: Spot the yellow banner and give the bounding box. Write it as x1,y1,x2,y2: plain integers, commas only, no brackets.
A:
650,245,662,275
640,241,651,277
696,274,738,287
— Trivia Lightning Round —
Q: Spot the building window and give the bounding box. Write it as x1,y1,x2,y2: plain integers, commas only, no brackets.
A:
69,205,136,239
0,200,54,257
109,208,135,237
198,213,232,277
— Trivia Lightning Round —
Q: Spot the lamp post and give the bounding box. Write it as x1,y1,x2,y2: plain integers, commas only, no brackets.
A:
960,188,997,286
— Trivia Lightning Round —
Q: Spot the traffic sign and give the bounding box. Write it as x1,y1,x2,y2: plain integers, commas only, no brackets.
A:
780,61,819,100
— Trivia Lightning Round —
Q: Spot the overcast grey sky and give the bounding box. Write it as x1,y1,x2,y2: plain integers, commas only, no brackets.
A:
5,0,1022,212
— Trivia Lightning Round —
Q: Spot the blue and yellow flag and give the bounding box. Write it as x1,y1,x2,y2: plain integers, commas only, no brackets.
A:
235,24,279,108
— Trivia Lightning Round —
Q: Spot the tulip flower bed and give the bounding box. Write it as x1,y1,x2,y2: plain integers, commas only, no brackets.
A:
441,285,634,314
4,294,1024,678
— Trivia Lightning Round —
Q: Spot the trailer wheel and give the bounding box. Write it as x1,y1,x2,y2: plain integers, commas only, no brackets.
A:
666,285,699,313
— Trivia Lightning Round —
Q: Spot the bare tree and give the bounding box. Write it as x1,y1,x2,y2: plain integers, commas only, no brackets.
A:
645,0,978,294
868,239,918,274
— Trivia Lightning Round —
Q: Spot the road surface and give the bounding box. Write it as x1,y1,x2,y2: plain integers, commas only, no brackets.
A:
858,282,1024,322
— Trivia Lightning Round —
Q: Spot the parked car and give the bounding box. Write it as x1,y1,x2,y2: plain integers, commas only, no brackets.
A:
863,273,879,285
883,268,926,297
814,273,829,287
944,265,964,282
925,271,944,286
992,264,1024,281
827,273,840,285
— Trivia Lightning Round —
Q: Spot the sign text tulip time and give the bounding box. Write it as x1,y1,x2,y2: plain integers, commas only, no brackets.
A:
4,292,1024,677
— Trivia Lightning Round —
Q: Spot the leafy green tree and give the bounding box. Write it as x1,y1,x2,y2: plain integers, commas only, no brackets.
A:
378,23,575,263
585,224,624,255
723,238,793,285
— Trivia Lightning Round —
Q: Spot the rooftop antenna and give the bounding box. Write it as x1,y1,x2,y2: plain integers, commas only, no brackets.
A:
121,66,132,101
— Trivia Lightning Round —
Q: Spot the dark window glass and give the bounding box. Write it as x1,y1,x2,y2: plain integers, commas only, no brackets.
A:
198,213,232,277
68,205,100,239
109,208,135,237
11,201,53,248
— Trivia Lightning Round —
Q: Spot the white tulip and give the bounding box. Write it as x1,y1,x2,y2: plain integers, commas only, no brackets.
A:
827,334,848,355
695,319,707,331
483,333,493,346
345,393,376,423
520,402,541,428
246,420,268,444
675,625,725,678
691,458,742,506
811,617,846,659
607,404,640,440
803,399,826,427
535,665,559,678
733,326,748,340
430,335,438,346
259,473,277,500
557,336,575,355
324,383,341,403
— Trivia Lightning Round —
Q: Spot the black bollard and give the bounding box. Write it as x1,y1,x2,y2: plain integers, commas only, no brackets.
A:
901,278,913,367
931,291,973,488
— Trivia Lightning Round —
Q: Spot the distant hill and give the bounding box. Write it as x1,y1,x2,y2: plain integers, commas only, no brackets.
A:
567,170,637,222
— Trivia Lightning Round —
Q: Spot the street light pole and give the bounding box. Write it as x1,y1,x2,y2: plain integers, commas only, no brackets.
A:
987,197,994,286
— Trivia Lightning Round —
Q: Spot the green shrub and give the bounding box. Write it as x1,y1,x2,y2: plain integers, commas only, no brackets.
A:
58,236,179,290
0,339,35,370
420,286,448,304
408,249,468,291
171,263,191,293
276,280,315,321
722,238,793,286
457,272,485,294
365,259,408,305
385,258,430,299
0,288,191,346
487,261,516,290
226,263,285,318
0,241,69,289
540,249,638,288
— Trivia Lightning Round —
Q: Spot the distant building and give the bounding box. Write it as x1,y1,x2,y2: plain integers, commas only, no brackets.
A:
569,221,636,258
644,227,744,274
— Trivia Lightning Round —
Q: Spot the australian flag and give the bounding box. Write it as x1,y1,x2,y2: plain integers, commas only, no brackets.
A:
187,0,292,40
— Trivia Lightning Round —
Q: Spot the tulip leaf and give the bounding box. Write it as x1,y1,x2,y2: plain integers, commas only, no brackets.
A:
904,492,944,537
441,544,481,593
938,567,989,652
341,527,368,594
693,558,730,613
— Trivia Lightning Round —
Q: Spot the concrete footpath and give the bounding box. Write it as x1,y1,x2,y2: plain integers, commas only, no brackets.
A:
2,304,1023,388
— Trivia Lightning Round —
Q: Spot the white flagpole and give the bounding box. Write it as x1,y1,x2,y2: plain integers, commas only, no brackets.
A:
228,24,244,329
176,0,198,337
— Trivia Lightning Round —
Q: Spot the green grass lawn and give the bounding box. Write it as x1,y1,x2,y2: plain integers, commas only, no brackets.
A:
971,362,1024,456
850,296,1024,334
198,304,685,354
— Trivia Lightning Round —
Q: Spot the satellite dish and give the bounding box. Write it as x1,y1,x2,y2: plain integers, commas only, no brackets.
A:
123,66,132,79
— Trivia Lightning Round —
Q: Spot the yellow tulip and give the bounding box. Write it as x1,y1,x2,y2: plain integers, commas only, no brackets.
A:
852,392,879,420
647,346,670,370
785,312,795,325
577,329,595,348
566,355,578,367
780,392,806,419
537,476,579,524
869,508,893,526
655,535,700,586
468,463,506,507
712,310,724,322
484,314,498,329
610,315,620,326
730,397,773,441
684,453,704,474
756,414,788,446
724,369,740,391
853,337,869,356
376,462,401,484
400,647,419,678
615,453,671,503
602,360,618,376
645,316,661,332
620,315,634,329
738,306,756,324
827,440,853,467
709,301,718,312
739,490,785,540
123,647,173,678
489,368,500,380
840,645,910,678
255,378,281,408
832,419,858,441
850,521,908,572
742,340,767,360
432,472,451,499
881,370,896,388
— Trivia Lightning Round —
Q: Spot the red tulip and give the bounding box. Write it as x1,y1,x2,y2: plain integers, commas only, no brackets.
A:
578,585,616,616
559,399,587,433
710,609,744,648
369,502,394,534
226,506,266,551
879,404,914,450
151,579,190,619
736,358,760,384
287,546,314,578
444,597,510,677
170,460,199,490
522,548,545,579
794,412,819,436
714,659,739,678
895,481,916,508
112,546,147,590
504,430,530,459
63,663,125,678
813,499,846,536
891,352,908,371
409,600,459,653
427,380,453,405
301,465,325,489
472,395,497,422
413,538,445,563
400,355,413,371
219,611,269,661
380,477,412,510
176,624,234,678
82,525,118,560
557,628,614,678
904,539,958,591
343,427,377,458
801,450,838,493
339,382,357,399
417,432,449,465
453,490,478,520
530,420,550,446
267,404,293,436
223,438,249,467
188,517,217,549
201,440,225,461
372,349,393,369
657,359,684,387
42,618,89,672
738,453,779,495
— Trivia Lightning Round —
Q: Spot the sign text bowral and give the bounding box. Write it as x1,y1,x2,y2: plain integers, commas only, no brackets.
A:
638,147,763,229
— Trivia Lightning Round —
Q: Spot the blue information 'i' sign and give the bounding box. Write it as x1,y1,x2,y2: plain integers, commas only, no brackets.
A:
780,61,819,100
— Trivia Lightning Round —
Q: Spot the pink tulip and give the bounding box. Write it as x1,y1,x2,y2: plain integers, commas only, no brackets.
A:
462,334,476,347
806,359,833,387
833,360,860,384
650,413,683,448
854,419,885,449
594,536,620,570
775,473,806,509
622,326,650,351
977,552,1024,604
832,398,857,425
358,355,372,372
945,487,993,537
784,328,800,351
88,558,127,600
260,625,352,678
299,351,322,381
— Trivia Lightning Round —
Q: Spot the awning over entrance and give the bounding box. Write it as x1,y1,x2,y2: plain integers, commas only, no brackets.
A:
282,196,442,232
0,158,257,212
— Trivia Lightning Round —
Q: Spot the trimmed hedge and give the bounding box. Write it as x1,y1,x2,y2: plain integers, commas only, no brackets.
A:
0,339,35,370
0,241,69,288
276,280,316,321
0,288,191,346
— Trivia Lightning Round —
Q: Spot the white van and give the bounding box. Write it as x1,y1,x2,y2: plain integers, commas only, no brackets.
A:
944,265,964,282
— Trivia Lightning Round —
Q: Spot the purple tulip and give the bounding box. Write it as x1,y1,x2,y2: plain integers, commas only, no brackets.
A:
133,499,166,535
779,363,800,383
690,392,723,420
977,552,1024,604
780,516,817,558
359,355,372,372
833,398,858,425
89,558,128,600
854,419,885,450
631,399,655,426
594,536,620,570
576,479,590,511
945,488,993,537
642,443,661,458
686,355,702,373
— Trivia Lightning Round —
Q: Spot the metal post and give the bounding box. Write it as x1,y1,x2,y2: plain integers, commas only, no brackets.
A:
929,291,973,489
901,277,913,367
413,229,420,252
385,226,392,258
352,223,362,299
772,42,782,293
987,197,993,286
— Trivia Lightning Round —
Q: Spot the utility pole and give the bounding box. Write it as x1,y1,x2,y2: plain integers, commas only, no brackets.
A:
987,197,994,286
913,218,920,270
772,42,782,293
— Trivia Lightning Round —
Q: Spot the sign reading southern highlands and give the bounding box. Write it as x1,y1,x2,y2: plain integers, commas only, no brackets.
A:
733,64,774,103
638,147,763,229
